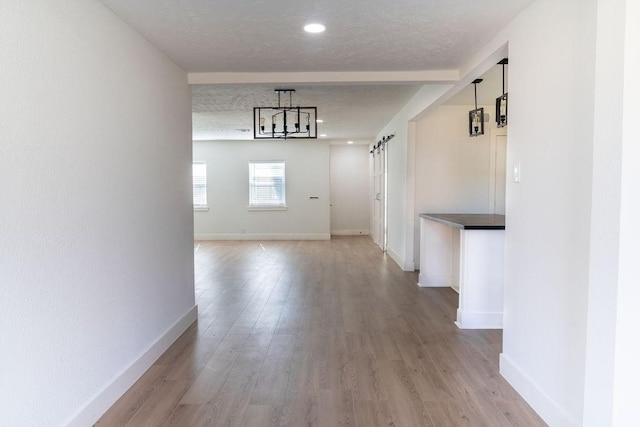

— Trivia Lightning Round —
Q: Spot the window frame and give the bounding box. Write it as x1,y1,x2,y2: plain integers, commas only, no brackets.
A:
192,161,208,211
248,160,287,210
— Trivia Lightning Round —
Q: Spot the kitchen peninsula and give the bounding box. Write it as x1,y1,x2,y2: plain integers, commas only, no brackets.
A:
418,213,505,329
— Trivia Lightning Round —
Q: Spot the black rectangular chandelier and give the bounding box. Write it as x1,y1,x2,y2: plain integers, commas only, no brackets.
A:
253,89,317,139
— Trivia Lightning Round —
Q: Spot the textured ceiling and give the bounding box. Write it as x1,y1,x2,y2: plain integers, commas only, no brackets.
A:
445,63,508,106
192,84,424,142
98,0,532,141
99,0,533,73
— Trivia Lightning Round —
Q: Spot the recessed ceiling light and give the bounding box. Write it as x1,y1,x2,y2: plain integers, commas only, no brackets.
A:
316,119,324,123
347,141,354,144
304,23,326,33
319,134,327,137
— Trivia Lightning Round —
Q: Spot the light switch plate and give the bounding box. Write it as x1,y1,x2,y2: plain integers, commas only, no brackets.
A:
513,162,521,183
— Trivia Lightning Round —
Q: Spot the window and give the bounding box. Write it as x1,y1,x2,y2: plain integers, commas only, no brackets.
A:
192,161,208,210
248,160,286,209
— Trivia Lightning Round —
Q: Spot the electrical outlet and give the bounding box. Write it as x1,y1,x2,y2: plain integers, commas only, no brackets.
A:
513,162,521,183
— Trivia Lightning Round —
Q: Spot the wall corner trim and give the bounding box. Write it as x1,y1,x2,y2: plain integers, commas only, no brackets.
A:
66,304,199,426
500,353,579,427
387,247,415,271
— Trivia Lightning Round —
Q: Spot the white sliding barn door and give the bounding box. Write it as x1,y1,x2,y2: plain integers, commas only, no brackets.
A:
372,145,386,251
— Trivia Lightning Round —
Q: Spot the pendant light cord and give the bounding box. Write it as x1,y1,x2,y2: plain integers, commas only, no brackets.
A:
474,83,478,109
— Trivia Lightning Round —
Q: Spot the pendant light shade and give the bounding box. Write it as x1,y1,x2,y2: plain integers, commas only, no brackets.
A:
469,79,484,137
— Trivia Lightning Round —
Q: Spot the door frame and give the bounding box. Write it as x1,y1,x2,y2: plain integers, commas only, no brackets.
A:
489,128,508,214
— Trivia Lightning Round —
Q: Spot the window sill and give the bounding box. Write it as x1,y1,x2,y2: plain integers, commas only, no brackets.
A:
248,206,288,211
194,206,209,212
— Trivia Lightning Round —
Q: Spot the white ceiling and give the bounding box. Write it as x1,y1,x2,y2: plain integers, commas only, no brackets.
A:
99,0,532,142
192,84,425,142
445,63,508,106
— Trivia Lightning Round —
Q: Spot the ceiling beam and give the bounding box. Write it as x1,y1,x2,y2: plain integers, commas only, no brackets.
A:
188,70,460,85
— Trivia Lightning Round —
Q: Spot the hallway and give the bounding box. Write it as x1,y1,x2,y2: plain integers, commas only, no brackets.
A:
97,237,545,426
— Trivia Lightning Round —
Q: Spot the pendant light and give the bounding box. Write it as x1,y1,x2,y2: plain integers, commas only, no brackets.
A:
469,79,484,137
495,58,508,128
253,89,317,139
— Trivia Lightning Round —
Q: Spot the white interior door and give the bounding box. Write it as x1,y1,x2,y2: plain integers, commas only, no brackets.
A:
372,146,386,251
373,174,381,246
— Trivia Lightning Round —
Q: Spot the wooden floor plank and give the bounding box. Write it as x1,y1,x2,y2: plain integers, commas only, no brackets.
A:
96,237,546,426
178,334,249,405
378,359,435,426
123,379,190,427
353,400,394,427
94,365,169,426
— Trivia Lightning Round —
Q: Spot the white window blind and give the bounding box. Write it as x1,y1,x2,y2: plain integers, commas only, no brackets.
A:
249,160,286,207
192,161,207,207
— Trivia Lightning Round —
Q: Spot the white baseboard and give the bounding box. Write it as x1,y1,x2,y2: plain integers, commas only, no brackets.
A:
499,353,578,427
403,259,415,272
194,233,331,241
386,247,403,270
330,229,370,236
455,309,502,329
383,249,415,272
66,305,198,427
418,272,452,287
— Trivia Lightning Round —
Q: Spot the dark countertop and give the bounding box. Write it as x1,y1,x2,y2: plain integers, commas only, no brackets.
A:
419,213,505,230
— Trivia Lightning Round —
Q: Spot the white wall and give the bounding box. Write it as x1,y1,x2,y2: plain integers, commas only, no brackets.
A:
0,2,195,425
375,85,453,270
330,145,370,235
193,140,330,240
583,0,640,425
413,104,498,268
612,3,640,424
496,1,596,424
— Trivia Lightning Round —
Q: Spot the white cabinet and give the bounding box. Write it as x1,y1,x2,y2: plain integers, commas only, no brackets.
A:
418,214,505,329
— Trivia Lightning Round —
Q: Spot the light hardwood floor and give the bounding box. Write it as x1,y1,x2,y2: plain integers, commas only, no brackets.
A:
96,237,546,426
